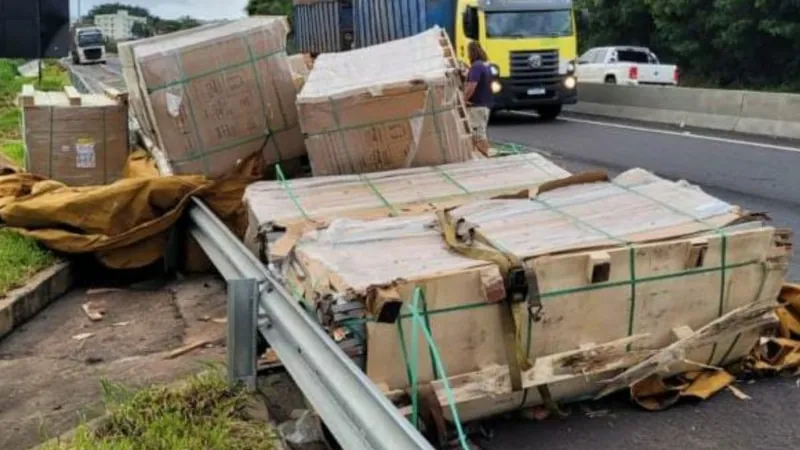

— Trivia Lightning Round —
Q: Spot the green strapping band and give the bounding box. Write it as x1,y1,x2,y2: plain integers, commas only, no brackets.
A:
609,180,733,365
170,51,208,175
276,164,311,220
146,48,287,94
432,166,471,195
359,174,399,216
242,36,283,162
327,95,357,173
170,128,292,165
306,105,459,138
396,288,470,450
337,259,763,328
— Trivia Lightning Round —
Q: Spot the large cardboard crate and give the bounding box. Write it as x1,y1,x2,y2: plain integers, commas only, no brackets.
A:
120,17,305,179
19,85,129,186
242,153,570,261
297,27,474,176
282,168,791,421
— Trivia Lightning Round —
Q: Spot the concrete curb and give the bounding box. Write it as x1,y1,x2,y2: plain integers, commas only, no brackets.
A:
0,261,74,340
567,83,800,141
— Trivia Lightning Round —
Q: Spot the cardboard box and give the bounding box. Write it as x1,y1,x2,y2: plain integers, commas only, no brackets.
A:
19,85,129,186
297,27,473,176
242,153,570,261
283,168,790,420
121,17,305,178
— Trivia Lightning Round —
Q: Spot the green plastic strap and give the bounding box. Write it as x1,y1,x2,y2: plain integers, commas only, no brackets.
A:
146,48,287,94
609,180,732,364
275,164,311,220
169,52,208,175
306,104,459,138
359,174,399,216
327,96,357,173
170,128,291,165
242,36,283,162
396,287,469,450
433,165,472,195
492,141,561,178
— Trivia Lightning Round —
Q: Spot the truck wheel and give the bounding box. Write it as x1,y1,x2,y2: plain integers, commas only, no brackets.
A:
536,105,562,121
604,75,617,84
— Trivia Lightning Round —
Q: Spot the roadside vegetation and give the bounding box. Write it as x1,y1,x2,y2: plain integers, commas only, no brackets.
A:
0,59,67,295
41,369,278,450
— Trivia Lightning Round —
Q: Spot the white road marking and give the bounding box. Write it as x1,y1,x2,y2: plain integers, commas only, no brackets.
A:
512,111,800,154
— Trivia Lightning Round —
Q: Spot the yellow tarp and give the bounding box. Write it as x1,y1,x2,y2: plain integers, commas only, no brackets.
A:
0,149,263,270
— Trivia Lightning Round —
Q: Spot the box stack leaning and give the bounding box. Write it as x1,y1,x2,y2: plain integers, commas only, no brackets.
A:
120,18,791,425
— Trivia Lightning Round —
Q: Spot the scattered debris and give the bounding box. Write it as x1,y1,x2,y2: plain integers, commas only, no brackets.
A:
81,301,106,322
112,321,131,327
72,332,94,341
727,385,752,401
164,340,212,360
520,406,550,421
278,409,324,445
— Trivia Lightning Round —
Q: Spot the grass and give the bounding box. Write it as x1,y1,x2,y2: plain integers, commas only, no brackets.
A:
0,230,56,294
0,59,70,164
0,59,69,295
42,369,278,450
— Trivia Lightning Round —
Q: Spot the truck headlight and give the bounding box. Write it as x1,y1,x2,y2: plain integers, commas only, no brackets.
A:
564,76,576,89
491,80,503,93
567,60,576,74
489,64,500,77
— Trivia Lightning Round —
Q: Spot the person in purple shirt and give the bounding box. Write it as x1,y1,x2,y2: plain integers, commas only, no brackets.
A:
464,41,493,157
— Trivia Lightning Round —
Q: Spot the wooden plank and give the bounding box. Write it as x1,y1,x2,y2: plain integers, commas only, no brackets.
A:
63,86,82,106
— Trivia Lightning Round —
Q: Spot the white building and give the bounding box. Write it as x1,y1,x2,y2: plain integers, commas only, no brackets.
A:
94,10,147,41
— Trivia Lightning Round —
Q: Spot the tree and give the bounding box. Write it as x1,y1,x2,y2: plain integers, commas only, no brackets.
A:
246,0,292,16
86,3,151,20
131,22,152,38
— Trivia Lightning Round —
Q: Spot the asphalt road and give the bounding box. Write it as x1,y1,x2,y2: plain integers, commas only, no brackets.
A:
486,112,800,450
65,61,800,449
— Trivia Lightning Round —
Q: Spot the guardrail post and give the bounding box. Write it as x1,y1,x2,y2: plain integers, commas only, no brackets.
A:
227,278,259,390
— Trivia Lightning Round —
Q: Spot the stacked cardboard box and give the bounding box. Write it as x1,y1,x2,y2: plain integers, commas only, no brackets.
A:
278,168,790,421
297,26,474,176
19,85,129,186
119,17,305,179
242,153,570,261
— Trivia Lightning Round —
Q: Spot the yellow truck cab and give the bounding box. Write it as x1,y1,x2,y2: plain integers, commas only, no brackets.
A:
456,0,579,119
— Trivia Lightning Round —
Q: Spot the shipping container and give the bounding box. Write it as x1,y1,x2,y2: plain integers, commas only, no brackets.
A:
292,0,354,54
353,0,456,48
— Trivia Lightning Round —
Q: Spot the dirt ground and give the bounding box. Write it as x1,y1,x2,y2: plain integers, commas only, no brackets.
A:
0,275,230,450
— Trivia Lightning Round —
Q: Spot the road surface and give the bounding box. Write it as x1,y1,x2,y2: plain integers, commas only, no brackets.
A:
485,112,800,450
65,60,800,449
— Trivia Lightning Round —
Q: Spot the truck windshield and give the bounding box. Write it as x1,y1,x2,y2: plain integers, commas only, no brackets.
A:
78,31,104,47
485,10,572,38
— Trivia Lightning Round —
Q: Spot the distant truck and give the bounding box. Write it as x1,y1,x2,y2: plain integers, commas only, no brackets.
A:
70,26,107,64
576,46,678,86
293,0,583,120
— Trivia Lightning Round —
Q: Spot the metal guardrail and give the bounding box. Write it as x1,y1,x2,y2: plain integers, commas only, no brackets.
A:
67,63,434,450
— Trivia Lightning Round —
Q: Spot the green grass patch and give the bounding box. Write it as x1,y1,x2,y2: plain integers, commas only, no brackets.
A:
42,370,278,450
0,229,56,294
0,59,70,294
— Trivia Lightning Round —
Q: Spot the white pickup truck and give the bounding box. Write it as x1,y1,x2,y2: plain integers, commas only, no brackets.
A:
576,46,678,86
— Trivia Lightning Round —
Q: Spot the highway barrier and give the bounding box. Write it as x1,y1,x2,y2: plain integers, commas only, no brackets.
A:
568,83,800,140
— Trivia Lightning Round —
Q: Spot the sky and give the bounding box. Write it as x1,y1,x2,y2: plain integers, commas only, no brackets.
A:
70,0,249,21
